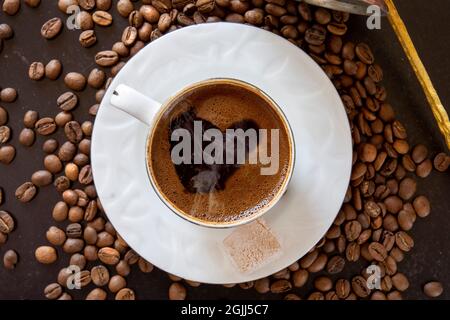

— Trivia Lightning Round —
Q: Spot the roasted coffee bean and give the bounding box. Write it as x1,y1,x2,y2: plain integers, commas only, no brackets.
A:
91,265,110,286
95,50,119,67
307,253,327,273
35,117,56,136
398,209,415,231
68,206,84,222
96,0,111,10
346,242,360,262
423,281,443,298
368,242,387,262
92,10,113,26
64,121,83,144
79,165,93,185
70,270,91,287
0,107,8,126
87,69,106,89
0,126,11,144
108,275,127,293
64,72,86,91
57,92,78,111
391,273,409,292
314,276,333,292
305,24,326,46
46,226,66,246
335,279,350,299
63,238,84,253
58,141,77,161
395,231,414,252
326,255,345,274
96,231,114,248
116,288,135,300
54,111,72,127
434,152,449,172
41,18,62,39
117,0,134,17
0,211,14,234
54,176,71,193
307,292,324,300
64,163,78,181
85,200,97,221
31,170,53,187
98,247,120,265
86,288,107,300
79,0,95,10
76,11,94,30
352,275,371,298
244,8,263,25
411,144,428,164
15,182,37,202
44,283,62,300
2,0,20,15
35,246,57,264
292,269,308,288
0,88,17,102
28,62,45,81
42,139,58,154
3,250,19,270
69,254,86,275
169,282,186,300
344,220,361,241
43,59,62,80
0,145,15,164
416,159,432,178
66,223,82,238
122,26,138,46
398,177,416,201
115,260,131,277
0,23,14,39
402,155,416,172
413,195,430,218
79,30,97,48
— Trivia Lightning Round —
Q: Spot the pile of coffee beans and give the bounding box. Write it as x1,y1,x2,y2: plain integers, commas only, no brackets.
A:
0,0,447,300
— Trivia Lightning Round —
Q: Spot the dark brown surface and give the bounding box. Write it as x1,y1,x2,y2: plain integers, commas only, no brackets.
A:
0,1,449,300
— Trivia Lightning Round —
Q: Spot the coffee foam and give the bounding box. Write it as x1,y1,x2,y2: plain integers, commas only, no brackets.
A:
149,82,292,223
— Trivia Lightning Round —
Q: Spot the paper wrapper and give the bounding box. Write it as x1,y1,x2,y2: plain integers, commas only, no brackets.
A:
223,219,281,274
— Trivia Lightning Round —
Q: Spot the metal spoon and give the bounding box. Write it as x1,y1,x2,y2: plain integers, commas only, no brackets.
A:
301,0,387,15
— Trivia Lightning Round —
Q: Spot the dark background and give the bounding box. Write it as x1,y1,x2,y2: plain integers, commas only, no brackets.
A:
0,1,449,300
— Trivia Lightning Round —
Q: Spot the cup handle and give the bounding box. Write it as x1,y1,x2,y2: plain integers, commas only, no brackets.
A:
110,84,161,126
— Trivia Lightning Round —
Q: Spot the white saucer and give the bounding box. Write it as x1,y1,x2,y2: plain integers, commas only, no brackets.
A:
91,23,352,284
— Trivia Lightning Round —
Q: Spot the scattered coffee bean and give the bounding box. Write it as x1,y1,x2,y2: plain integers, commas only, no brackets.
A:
98,247,120,265
58,141,77,161
0,145,15,164
63,238,85,253
416,159,432,178
86,288,107,300
169,282,187,300
35,117,56,136
25,0,41,8
413,195,430,218
57,92,78,111
46,226,66,246
411,144,428,164
0,23,14,39
0,211,14,234
115,288,135,300
326,255,345,274
423,281,443,298
0,88,17,102
95,50,119,67
3,249,18,269
41,18,63,39
15,182,37,202
29,62,45,81
79,30,97,48
314,276,333,292
108,275,127,293
35,246,57,264
31,170,53,187
79,165,93,184
44,283,62,300
0,107,7,126
392,272,409,292
395,231,414,252
64,72,86,91
433,152,449,172
2,0,20,15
